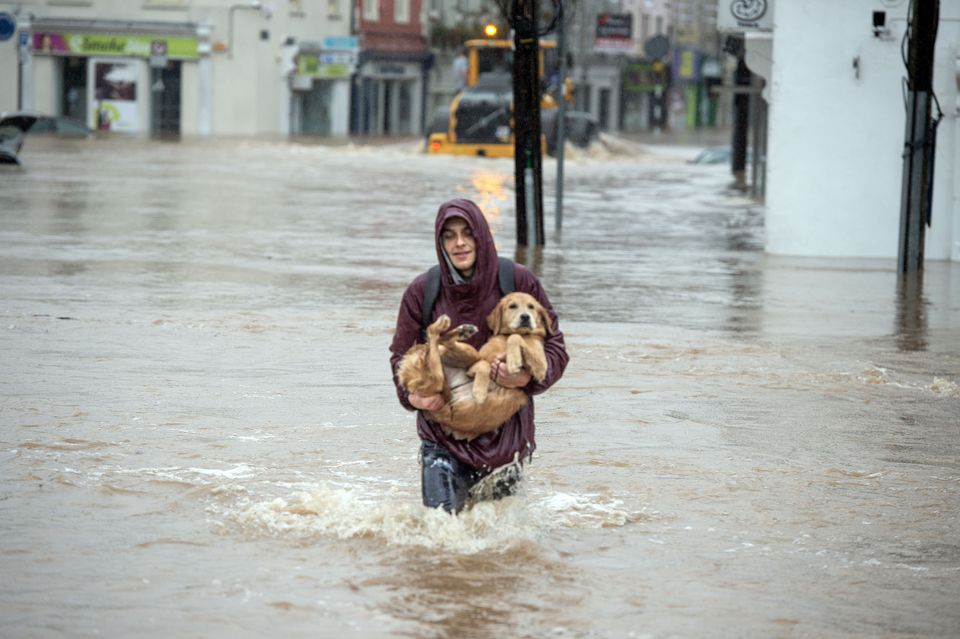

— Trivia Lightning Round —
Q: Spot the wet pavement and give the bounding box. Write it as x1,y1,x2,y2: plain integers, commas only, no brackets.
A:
1,133,958,638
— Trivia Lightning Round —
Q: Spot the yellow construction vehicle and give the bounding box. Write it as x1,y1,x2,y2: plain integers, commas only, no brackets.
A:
426,38,596,158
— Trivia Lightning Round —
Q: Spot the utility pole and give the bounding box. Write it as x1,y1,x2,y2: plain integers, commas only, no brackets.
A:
512,0,544,246
555,0,567,232
898,0,940,274
728,36,750,191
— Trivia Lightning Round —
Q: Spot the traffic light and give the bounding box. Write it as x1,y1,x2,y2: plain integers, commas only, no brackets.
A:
483,23,498,37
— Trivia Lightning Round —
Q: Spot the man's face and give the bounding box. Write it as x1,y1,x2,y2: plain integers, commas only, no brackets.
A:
441,217,476,275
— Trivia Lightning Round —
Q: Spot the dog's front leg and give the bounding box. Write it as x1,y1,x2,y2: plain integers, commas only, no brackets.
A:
521,339,548,382
468,359,492,402
505,334,525,375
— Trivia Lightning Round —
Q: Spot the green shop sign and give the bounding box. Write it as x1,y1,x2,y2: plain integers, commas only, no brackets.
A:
33,32,199,59
298,55,351,79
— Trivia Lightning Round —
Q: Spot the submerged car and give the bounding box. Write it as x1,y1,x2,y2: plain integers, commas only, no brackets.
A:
0,112,93,164
688,146,731,164
0,114,35,164
688,145,753,165
21,114,92,137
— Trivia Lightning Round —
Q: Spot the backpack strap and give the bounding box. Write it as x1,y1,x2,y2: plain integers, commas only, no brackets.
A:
418,257,515,343
497,256,515,295
419,265,442,343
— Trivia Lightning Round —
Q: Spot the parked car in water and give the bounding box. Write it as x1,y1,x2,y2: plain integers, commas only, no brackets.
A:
0,112,93,164
542,110,601,156
1,111,93,137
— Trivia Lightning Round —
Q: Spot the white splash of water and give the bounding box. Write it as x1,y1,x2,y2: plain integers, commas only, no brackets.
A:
218,482,646,554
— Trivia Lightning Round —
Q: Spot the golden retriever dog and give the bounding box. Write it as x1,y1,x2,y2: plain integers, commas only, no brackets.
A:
397,292,551,440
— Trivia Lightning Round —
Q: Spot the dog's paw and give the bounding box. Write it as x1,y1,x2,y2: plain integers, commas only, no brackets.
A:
428,314,451,336
457,324,478,340
529,360,547,382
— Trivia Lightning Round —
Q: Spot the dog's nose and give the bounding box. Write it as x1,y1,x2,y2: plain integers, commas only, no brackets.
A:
519,313,531,325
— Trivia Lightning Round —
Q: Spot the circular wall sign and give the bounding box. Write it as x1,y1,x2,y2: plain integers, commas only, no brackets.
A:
0,12,17,42
644,35,670,60
731,0,768,22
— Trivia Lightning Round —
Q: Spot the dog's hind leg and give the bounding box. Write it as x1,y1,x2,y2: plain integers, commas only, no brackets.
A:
442,340,482,370
421,315,451,395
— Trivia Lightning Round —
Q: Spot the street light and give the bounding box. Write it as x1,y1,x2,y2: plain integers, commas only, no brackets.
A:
228,0,262,59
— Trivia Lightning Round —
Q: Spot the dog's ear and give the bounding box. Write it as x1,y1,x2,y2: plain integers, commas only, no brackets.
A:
487,299,504,334
536,302,553,335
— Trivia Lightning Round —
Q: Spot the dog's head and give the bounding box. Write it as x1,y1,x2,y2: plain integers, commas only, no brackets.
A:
486,292,552,336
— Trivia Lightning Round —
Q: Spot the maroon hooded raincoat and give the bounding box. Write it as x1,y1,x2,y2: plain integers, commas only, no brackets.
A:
389,199,569,471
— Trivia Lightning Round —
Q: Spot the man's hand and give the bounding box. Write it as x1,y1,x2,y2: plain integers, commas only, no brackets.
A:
491,359,532,389
409,392,444,411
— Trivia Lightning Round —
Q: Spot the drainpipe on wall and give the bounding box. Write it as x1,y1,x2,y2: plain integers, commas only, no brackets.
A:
17,14,33,112
197,20,212,136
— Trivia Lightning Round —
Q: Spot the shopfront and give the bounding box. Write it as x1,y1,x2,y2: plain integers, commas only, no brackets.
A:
574,55,623,132
290,42,354,137
26,19,201,136
351,52,428,137
621,60,668,131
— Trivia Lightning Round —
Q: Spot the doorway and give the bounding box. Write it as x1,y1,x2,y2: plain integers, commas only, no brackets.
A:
301,81,333,135
61,57,87,124
150,61,182,137
598,87,611,131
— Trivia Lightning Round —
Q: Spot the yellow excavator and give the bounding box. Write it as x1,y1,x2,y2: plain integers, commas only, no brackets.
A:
426,38,597,158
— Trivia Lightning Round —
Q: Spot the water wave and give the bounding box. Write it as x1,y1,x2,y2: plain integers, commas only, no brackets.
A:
213,482,646,554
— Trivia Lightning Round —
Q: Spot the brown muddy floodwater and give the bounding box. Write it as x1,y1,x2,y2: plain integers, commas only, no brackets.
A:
1,135,958,638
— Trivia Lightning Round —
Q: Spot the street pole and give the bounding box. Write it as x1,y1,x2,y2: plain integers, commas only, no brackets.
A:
897,0,940,274
555,0,567,232
512,0,544,246
731,44,750,191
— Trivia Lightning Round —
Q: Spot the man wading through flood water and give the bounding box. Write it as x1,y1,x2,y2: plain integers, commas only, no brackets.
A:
389,199,568,514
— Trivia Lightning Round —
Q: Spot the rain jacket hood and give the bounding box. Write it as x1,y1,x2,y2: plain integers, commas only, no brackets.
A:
434,198,499,302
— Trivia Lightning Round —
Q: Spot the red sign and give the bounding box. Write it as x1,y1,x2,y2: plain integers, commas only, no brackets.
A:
595,14,633,52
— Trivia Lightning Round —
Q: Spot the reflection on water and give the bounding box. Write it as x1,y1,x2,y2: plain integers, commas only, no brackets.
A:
0,136,958,637
512,243,544,275
895,272,928,352
365,549,581,639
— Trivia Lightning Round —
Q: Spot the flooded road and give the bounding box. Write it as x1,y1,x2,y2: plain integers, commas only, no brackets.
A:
1,135,958,638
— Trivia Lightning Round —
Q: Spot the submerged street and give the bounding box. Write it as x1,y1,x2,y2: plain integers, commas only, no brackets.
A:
1,135,958,637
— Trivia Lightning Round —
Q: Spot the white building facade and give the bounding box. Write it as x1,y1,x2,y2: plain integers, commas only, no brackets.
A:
756,0,959,261
0,0,355,137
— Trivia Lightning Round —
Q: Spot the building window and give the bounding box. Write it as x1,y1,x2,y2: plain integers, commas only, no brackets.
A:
655,15,663,35
327,0,340,17
395,0,410,23
363,0,379,21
